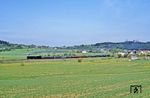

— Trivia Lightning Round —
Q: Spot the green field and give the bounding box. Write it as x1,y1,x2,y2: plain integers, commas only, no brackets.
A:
0,57,150,98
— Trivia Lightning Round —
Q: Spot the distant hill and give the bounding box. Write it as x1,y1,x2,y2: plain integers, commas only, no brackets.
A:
0,40,49,51
0,40,10,45
66,41,150,50
0,40,28,51
1,40,150,51
93,41,150,50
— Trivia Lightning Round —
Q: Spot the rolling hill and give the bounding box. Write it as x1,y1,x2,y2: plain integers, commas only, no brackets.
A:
1,40,150,51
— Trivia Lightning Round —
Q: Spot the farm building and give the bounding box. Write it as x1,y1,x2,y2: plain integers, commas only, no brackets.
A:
130,54,138,60
82,50,87,54
128,51,138,61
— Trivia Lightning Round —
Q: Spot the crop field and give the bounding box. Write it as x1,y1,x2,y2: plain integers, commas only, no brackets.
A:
0,57,150,98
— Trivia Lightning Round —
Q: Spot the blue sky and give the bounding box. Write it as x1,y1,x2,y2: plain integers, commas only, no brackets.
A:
0,0,150,46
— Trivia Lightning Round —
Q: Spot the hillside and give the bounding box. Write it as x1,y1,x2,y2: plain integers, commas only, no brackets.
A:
67,41,150,50
1,40,150,51
0,40,45,52
93,41,150,50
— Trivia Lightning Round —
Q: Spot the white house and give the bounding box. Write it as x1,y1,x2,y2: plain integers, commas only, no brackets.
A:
82,50,87,54
129,51,138,61
130,54,138,60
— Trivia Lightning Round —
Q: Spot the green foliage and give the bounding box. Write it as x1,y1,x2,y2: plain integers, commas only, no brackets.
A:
78,59,82,63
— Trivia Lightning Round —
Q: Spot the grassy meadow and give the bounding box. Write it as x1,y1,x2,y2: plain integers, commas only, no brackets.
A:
0,52,150,98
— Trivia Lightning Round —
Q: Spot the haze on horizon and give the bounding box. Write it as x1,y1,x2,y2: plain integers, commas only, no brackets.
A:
0,0,150,46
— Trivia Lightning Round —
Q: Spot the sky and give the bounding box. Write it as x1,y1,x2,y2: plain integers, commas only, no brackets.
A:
0,0,150,46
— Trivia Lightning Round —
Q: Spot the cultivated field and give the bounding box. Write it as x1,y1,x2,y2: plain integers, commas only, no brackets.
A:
0,57,150,98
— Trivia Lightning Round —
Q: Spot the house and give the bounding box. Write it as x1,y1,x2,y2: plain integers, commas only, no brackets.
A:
130,54,138,60
82,50,87,54
128,51,138,61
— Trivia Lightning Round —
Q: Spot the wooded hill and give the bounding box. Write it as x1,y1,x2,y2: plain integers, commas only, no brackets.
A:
0,40,49,51
66,41,150,50
1,40,150,51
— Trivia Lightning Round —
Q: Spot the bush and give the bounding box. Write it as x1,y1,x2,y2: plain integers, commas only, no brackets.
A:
117,54,122,58
78,59,82,63
20,63,25,66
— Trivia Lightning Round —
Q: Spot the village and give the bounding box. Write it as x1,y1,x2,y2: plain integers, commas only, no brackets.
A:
117,50,150,60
